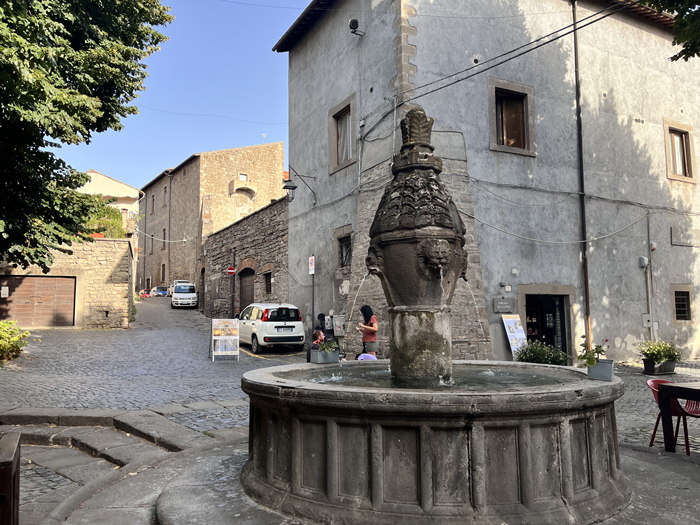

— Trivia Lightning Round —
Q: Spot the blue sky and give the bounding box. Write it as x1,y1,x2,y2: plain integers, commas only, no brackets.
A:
58,0,311,189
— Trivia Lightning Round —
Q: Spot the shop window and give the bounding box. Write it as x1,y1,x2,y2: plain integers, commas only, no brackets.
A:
489,78,536,157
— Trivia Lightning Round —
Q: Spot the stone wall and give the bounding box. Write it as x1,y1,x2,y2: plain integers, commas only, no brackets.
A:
203,198,288,319
0,239,133,329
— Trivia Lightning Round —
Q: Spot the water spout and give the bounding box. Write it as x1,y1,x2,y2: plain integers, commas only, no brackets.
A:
348,272,369,321
466,279,486,338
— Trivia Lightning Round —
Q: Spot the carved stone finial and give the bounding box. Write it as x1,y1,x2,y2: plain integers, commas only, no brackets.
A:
400,107,434,147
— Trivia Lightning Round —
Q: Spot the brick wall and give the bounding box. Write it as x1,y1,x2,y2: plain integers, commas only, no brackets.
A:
203,198,288,319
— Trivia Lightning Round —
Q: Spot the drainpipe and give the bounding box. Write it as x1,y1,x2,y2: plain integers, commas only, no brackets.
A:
571,0,593,351
168,173,172,285
645,214,655,341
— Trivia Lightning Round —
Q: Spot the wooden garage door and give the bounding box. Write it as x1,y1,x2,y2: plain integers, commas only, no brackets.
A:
239,269,255,312
0,276,76,327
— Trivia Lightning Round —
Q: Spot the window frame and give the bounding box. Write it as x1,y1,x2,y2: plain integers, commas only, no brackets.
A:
239,173,248,182
338,235,352,268
488,78,536,157
150,234,154,254
328,94,357,174
664,119,695,183
671,284,694,325
264,272,272,295
162,228,166,249
161,264,166,282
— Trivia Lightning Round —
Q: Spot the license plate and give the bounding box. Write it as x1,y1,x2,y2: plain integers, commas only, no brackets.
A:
277,327,292,333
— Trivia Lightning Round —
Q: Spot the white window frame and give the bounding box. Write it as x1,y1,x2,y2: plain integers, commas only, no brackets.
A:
664,119,695,183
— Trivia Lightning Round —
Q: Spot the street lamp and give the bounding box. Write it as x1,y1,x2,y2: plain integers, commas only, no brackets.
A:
283,179,298,202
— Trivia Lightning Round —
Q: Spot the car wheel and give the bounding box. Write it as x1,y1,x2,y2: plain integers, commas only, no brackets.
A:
170,303,174,309
251,336,260,354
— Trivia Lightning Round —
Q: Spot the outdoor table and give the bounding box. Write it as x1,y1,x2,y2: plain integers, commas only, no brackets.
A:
658,381,700,453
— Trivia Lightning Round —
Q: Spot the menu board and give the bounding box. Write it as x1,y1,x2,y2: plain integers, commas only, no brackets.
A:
211,319,240,361
502,315,527,354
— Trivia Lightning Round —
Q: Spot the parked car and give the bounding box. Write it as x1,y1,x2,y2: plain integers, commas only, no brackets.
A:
171,283,198,308
139,289,150,298
152,286,167,297
237,303,305,354
168,280,192,297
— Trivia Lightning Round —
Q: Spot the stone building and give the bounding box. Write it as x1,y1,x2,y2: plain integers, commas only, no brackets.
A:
201,198,288,318
0,239,133,329
275,0,700,361
136,143,285,292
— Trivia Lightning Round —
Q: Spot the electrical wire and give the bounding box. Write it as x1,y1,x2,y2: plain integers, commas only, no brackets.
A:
134,228,194,243
138,105,287,126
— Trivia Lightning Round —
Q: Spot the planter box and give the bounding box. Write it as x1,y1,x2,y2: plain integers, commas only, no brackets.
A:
310,349,339,364
588,359,615,381
642,358,676,375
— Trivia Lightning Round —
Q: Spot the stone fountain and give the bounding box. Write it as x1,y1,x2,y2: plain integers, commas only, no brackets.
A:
241,107,631,525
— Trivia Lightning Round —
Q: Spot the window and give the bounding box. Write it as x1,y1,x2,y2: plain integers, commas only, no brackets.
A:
239,173,248,182
336,108,352,164
164,186,168,205
264,273,272,294
229,180,235,196
161,264,166,282
489,78,536,157
664,119,695,182
162,229,166,249
151,195,155,213
328,94,356,173
671,284,694,324
339,235,352,267
150,235,154,254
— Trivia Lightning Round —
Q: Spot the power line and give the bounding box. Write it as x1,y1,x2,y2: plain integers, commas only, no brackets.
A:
138,105,287,126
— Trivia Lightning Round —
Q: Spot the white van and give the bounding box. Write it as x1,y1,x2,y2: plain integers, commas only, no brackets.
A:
168,279,191,297
171,283,198,308
237,303,305,354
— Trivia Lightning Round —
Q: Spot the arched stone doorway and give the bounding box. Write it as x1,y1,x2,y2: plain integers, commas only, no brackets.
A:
239,268,255,312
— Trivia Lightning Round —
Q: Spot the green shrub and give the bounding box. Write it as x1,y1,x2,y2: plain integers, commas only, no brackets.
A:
638,340,682,364
0,320,31,362
514,340,571,366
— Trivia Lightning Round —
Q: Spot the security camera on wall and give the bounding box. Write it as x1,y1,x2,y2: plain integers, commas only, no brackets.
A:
349,19,364,36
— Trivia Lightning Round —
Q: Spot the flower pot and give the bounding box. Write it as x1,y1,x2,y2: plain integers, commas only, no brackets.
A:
642,358,676,375
587,359,614,381
310,349,339,364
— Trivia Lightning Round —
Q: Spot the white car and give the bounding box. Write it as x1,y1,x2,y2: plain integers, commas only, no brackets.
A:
171,283,198,308
168,279,192,297
237,303,305,354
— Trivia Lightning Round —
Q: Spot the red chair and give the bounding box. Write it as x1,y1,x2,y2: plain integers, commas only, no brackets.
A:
646,378,700,456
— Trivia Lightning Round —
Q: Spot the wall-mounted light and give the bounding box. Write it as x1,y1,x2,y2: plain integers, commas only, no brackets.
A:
349,19,365,36
283,179,298,202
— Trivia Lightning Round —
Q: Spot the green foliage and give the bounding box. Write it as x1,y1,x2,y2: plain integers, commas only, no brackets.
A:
514,339,571,366
130,304,137,322
577,336,609,367
638,340,683,363
319,341,339,353
0,0,172,272
640,0,700,61
0,320,31,362
85,198,127,238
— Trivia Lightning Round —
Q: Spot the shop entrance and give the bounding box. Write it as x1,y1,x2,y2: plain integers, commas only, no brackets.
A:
525,294,569,354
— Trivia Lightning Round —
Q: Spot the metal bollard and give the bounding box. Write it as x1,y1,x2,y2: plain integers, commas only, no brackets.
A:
0,433,20,525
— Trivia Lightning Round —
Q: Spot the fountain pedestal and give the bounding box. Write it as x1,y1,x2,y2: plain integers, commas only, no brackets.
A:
389,306,452,379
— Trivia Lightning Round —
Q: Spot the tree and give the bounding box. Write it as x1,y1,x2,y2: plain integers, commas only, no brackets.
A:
84,198,127,239
641,0,700,61
0,0,172,272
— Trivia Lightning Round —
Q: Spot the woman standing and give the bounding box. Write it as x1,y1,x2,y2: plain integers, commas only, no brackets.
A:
358,305,379,356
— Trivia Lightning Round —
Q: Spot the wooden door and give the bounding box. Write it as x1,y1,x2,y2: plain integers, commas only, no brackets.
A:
239,269,255,312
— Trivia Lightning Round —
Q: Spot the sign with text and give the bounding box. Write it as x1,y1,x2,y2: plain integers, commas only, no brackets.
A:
210,319,239,362
493,297,514,313
671,227,700,248
502,314,527,354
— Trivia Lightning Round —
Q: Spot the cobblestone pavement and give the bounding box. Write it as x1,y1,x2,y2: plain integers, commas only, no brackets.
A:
0,298,305,410
165,405,250,432
20,454,77,506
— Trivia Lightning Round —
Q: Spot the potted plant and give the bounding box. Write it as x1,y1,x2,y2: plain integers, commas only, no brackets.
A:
578,336,614,381
310,340,340,364
637,340,682,375
514,339,571,366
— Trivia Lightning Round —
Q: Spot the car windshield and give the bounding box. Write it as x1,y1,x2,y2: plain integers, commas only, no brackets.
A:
268,308,299,322
156,287,167,291
175,285,196,293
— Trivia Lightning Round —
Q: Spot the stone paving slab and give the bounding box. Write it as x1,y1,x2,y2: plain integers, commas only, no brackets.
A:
79,466,179,509
181,401,222,411
147,403,193,416
215,398,249,408
63,507,156,525
114,410,213,451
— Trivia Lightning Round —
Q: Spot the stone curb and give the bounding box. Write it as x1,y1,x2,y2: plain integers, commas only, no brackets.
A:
619,441,700,465
0,408,126,427
37,437,249,525
114,410,213,452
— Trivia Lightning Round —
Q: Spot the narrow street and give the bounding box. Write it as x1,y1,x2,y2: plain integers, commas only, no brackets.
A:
0,297,305,411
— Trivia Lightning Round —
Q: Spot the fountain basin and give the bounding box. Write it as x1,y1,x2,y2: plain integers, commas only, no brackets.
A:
241,361,631,525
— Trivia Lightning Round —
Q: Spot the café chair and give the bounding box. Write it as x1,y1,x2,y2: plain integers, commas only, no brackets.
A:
646,378,699,456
